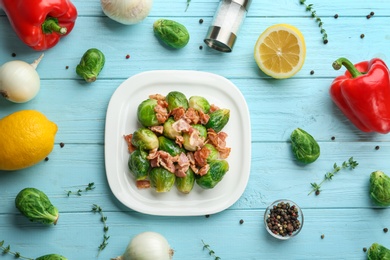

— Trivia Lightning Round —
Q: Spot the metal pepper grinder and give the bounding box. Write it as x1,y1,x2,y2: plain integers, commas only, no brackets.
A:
204,0,252,52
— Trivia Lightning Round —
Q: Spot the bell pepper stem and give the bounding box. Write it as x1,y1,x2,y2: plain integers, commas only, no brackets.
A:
42,17,67,35
332,57,363,78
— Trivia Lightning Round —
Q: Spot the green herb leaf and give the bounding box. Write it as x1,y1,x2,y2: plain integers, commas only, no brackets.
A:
92,204,110,256
308,157,359,195
66,182,95,197
299,1,328,44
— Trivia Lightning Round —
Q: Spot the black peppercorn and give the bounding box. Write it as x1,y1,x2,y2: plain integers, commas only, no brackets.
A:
11,53,16,57
363,247,367,252
323,39,328,44
384,227,388,233
321,234,325,239
239,219,244,224
199,19,204,24
370,11,375,16
44,157,49,161
205,214,210,218
331,136,336,141
375,145,380,150
199,45,203,50
366,15,371,19
310,70,315,75
334,14,339,19
266,201,301,237
360,34,365,39
60,142,65,148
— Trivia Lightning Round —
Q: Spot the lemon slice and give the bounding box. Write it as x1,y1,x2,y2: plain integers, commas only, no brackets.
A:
254,24,306,79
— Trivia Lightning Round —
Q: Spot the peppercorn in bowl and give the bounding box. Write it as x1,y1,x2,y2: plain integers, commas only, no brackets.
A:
264,199,304,240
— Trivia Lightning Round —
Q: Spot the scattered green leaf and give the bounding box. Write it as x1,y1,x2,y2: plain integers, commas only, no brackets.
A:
299,0,328,44
66,182,95,196
202,240,221,260
92,204,110,256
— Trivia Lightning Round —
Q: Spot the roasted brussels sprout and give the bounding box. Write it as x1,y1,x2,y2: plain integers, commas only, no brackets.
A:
367,243,390,260
137,98,159,127
176,168,195,194
290,128,320,164
196,160,229,189
370,170,390,206
149,167,176,192
158,136,185,156
128,149,150,180
189,96,210,114
153,19,190,49
205,109,230,132
76,48,105,83
203,143,219,162
15,187,59,225
131,128,159,151
166,91,189,111
163,117,182,140
182,125,206,152
36,254,68,260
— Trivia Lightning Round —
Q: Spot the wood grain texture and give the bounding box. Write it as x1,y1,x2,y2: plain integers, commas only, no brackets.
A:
1,0,390,259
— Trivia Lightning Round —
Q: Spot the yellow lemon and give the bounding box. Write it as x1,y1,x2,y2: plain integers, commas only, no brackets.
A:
0,110,58,171
254,24,306,79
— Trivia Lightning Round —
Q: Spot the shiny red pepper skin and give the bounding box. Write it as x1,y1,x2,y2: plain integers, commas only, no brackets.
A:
330,58,390,134
0,0,77,50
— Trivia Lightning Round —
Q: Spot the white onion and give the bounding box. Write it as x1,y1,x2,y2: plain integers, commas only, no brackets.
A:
111,231,174,260
101,0,153,25
0,54,43,103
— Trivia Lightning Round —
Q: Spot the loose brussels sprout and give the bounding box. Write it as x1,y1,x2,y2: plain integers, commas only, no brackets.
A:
163,117,182,140
149,167,176,192
370,171,390,206
158,136,185,156
182,125,206,151
367,243,390,260
36,254,68,260
196,160,229,189
76,48,105,83
131,128,159,151
128,149,150,180
153,19,190,49
137,99,159,127
203,143,219,162
15,188,59,225
290,128,320,164
189,96,210,114
166,91,189,111
205,109,230,132
176,168,195,194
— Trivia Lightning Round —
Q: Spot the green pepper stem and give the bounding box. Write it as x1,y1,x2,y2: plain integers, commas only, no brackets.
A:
332,57,363,78
42,17,67,35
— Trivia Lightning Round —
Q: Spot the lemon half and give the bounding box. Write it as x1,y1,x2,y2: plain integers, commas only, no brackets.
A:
254,24,306,79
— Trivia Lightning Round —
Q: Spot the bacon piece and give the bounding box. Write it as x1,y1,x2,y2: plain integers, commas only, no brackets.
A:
171,107,186,121
185,108,200,124
207,129,231,158
149,94,166,101
209,104,220,113
187,127,205,151
175,152,190,177
136,180,151,189
150,125,164,134
198,110,210,125
147,150,176,173
175,135,184,147
154,100,169,124
194,146,210,167
124,134,136,153
198,164,210,176
172,118,191,132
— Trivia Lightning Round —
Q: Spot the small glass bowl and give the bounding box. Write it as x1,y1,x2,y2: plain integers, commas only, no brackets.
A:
264,199,304,240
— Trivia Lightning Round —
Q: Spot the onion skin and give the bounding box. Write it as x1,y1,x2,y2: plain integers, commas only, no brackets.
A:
101,0,153,25
111,231,174,260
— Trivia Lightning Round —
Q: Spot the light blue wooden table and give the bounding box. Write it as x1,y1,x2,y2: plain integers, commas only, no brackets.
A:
1,0,390,259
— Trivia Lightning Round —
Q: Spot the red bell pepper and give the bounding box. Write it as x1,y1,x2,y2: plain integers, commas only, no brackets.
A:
330,57,390,134
0,0,78,51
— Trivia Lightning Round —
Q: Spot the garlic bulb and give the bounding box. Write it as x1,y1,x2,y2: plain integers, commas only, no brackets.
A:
101,0,153,25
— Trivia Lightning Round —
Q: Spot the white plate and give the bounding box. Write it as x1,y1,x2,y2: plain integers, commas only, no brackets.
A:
104,70,251,216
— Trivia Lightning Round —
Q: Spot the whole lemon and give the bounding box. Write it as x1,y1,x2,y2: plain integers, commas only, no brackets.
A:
0,110,58,171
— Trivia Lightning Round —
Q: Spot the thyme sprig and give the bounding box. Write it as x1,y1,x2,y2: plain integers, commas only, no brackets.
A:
299,0,328,44
66,182,95,196
92,204,110,256
202,240,221,260
0,240,33,260
309,157,359,195
185,0,191,12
